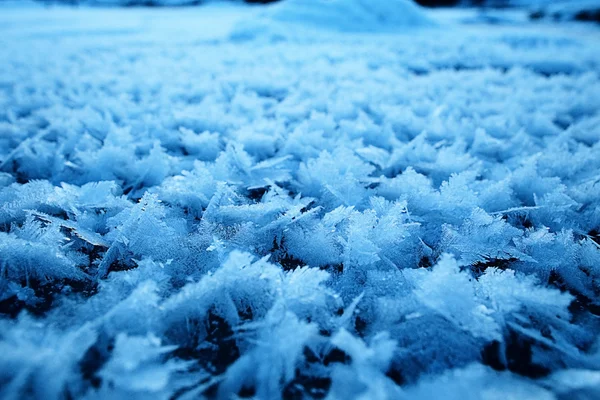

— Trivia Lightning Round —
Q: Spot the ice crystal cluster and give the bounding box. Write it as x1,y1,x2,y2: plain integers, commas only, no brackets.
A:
0,1,599,399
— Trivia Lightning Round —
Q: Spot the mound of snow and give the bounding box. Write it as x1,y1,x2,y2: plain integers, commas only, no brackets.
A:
268,0,433,31
232,0,434,39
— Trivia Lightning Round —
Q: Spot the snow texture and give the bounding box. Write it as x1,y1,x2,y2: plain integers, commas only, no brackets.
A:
1,1,600,399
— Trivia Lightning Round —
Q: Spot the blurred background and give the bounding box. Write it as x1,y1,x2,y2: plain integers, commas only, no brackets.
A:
2,0,597,24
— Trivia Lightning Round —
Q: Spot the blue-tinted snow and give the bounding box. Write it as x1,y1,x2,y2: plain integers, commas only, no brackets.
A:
0,1,600,399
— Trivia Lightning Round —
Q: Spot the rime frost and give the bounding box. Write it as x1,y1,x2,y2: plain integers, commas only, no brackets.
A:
0,2,600,399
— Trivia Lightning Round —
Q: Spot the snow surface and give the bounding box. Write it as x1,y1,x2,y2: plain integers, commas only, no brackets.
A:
1,1,600,399
232,0,435,37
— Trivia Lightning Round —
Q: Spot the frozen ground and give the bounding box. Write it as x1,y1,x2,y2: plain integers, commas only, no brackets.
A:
1,1,600,399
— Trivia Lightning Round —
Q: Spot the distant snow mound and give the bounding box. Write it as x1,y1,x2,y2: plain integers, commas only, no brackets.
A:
267,0,433,31
232,0,434,39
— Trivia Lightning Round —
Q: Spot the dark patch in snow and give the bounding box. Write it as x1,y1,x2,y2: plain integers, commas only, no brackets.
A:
568,291,600,318
323,348,352,366
418,256,433,269
574,9,600,23
505,329,551,379
79,334,114,389
354,315,368,336
283,374,331,399
107,253,137,273
482,332,553,379
481,340,507,372
0,278,96,318
246,186,268,202
385,364,406,386
272,237,305,271
471,257,517,276
237,385,257,398
172,310,240,376
588,229,600,247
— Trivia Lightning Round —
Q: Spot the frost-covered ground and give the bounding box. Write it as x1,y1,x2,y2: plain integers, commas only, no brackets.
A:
1,1,600,399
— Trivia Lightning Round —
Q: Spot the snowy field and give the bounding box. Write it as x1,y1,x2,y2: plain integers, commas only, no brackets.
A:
1,1,600,399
